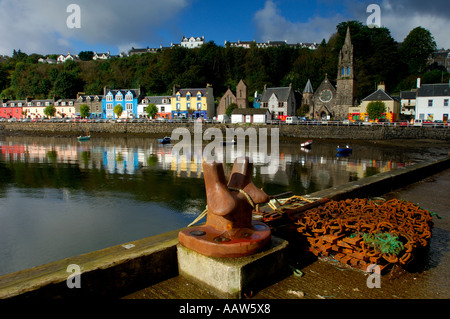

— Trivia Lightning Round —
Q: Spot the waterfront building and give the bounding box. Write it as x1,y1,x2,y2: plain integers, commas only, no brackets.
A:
54,99,76,118
23,98,55,119
231,108,271,124
400,90,417,118
102,88,143,119
260,84,297,120
138,96,172,119
75,94,104,118
349,82,401,122
1,99,25,120
415,80,450,123
171,85,214,119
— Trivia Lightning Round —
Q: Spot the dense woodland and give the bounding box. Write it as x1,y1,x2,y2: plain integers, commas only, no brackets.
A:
0,21,448,105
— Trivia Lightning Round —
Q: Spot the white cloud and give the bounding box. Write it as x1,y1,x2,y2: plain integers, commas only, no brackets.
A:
378,0,450,48
0,0,188,56
253,0,345,44
346,0,450,49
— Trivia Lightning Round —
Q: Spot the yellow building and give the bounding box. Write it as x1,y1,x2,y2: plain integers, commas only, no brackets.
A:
349,82,401,122
171,84,214,119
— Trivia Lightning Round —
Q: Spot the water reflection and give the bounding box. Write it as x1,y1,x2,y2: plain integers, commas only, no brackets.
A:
0,135,438,276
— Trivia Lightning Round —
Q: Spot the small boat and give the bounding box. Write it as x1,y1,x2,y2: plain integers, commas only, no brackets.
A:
301,140,313,148
336,145,352,155
158,136,171,144
77,135,90,141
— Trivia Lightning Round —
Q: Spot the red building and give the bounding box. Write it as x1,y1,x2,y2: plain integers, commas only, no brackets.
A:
1,99,24,120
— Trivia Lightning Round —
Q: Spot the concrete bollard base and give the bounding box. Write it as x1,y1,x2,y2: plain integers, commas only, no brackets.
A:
177,235,289,299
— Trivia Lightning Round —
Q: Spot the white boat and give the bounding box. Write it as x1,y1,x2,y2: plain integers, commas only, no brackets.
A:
301,140,313,148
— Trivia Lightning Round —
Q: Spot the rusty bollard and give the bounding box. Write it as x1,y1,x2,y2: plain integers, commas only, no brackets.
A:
178,157,271,257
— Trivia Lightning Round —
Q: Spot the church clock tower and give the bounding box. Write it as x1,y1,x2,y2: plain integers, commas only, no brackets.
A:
335,26,356,120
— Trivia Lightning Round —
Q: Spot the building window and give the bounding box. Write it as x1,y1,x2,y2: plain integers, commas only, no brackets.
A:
106,95,113,102
116,94,123,101
186,94,191,101
106,103,113,110
126,103,133,110
176,94,180,101
197,103,201,110
444,99,449,107
176,103,181,110
197,94,202,101
161,106,165,112
125,93,133,101
187,103,191,110
428,99,433,107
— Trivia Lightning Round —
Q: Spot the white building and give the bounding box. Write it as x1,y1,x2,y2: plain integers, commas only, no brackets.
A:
180,36,205,49
231,108,270,124
138,96,172,119
415,79,450,122
400,90,417,117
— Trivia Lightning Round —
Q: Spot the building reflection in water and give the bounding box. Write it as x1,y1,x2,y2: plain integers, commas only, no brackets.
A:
0,136,413,194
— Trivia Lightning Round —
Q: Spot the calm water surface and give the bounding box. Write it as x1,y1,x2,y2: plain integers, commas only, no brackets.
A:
0,135,449,276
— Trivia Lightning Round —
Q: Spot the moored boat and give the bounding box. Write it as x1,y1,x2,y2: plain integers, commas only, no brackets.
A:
301,140,313,148
158,136,171,144
77,135,90,141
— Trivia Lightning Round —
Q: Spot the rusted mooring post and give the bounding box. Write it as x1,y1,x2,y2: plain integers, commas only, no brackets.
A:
178,157,272,257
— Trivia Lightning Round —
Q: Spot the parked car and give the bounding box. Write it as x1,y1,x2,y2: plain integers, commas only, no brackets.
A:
286,116,299,124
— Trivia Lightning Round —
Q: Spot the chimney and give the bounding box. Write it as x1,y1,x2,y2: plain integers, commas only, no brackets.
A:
377,81,385,91
417,78,421,89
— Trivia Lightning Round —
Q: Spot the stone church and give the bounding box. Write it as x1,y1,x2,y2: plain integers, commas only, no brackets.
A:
217,79,248,115
303,26,357,120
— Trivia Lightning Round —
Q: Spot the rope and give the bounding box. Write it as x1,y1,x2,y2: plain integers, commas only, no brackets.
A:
187,187,258,227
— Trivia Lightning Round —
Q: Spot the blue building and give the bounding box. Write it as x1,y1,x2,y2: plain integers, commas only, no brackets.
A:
102,88,142,119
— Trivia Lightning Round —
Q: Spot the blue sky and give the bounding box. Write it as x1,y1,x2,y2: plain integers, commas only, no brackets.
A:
0,0,448,56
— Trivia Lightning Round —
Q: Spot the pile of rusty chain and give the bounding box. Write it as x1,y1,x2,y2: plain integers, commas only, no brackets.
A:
293,198,434,271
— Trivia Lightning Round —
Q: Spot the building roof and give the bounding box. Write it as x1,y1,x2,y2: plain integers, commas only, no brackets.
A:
231,108,269,115
261,87,292,102
143,96,171,104
105,89,141,98
417,83,450,97
362,89,397,102
174,88,208,97
303,79,314,94
400,91,417,99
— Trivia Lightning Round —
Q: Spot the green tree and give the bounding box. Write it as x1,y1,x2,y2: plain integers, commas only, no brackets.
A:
113,104,123,118
53,71,82,99
44,104,56,118
297,104,310,117
78,51,94,61
146,103,158,118
366,101,386,121
401,26,437,75
80,104,90,118
225,103,238,117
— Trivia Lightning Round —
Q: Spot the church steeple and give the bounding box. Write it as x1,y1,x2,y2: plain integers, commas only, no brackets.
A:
335,25,357,118
338,26,354,80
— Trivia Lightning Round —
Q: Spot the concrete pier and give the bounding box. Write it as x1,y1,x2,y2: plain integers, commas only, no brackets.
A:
0,155,449,299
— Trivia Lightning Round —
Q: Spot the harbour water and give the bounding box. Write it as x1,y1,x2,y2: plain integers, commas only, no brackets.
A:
0,135,449,276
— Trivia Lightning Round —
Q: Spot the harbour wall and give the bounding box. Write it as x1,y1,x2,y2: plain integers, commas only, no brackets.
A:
1,122,450,140
0,155,449,299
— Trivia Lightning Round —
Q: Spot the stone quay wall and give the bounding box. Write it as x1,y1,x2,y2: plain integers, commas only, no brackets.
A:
1,122,449,140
